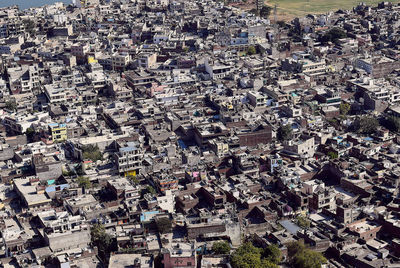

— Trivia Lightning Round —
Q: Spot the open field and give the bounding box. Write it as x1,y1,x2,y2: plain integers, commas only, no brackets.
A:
265,0,400,20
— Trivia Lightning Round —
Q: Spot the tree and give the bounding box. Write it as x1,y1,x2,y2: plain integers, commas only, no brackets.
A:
82,144,103,161
247,46,256,55
383,116,400,132
128,175,139,185
25,127,36,142
288,241,306,260
263,244,282,264
231,242,278,268
296,216,310,229
5,100,17,111
277,124,293,141
146,185,156,195
327,151,338,159
339,103,351,116
212,241,231,255
23,19,36,36
260,5,272,19
292,248,327,268
287,241,327,268
91,224,115,264
77,176,91,189
277,20,286,28
353,116,379,134
249,8,259,16
320,27,346,43
156,217,172,234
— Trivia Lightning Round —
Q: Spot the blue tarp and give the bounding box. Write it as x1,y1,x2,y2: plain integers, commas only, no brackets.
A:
178,139,187,150
140,211,160,222
45,183,69,193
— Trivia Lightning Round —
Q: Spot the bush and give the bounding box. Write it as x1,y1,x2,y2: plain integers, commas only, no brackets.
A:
212,241,231,255
247,46,256,55
296,216,310,229
146,185,156,194
327,151,338,159
339,103,351,116
128,175,139,185
77,176,91,189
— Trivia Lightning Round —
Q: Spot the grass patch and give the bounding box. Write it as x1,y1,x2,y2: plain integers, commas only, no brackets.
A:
266,0,398,19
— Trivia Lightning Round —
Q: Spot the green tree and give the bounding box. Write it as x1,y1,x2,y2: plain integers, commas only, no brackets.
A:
339,103,351,116
5,100,17,111
263,244,282,264
260,5,272,18
287,241,327,268
321,27,346,43
277,20,286,28
82,144,103,161
296,216,310,229
247,46,256,55
288,241,306,260
156,217,172,234
77,176,91,189
383,116,400,132
23,19,36,36
249,8,259,16
146,185,156,195
128,175,139,185
212,241,231,255
292,248,327,268
353,116,379,134
327,151,338,159
277,124,293,141
25,127,36,141
231,242,278,268
91,224,115,264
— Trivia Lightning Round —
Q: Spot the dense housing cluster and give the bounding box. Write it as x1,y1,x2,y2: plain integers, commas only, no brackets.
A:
1,0,400,267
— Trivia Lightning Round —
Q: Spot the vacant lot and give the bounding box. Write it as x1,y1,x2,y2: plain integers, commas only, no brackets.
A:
266,0,399,20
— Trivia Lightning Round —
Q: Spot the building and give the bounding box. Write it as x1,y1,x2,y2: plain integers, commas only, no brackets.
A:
114,142,143,176
48,123,67,142
162,243,196,268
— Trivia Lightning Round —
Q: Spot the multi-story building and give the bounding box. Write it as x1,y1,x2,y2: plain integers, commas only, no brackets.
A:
48,123,67,142
138,53,157,69
112,53,130,71
162,243,196,268
205,59,233,80
107,177,140,201
114,142,143,176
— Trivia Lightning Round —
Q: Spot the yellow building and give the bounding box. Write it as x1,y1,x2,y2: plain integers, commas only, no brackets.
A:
48,123,67,142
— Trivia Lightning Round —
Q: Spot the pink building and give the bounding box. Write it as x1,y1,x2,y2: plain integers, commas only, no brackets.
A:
162,243,196,268
147,83,167,97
